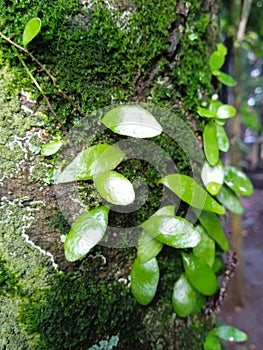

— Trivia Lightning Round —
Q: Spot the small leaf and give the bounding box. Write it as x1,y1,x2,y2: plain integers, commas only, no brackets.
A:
215,71,236,87
216,125,229,152
137,230,163,263
224,166,254,196
57,144,125,183
201,161,224,195
131,257,159,305
204,121,219,166
159,174,225,215
198,211,229,251
182,253,218,296
141,215,201,249
216,105,236,119
64,206,109,262
216,184,244,215
153,205,175,216
94,171,135,205
193,225,215,267
217,43,227,56
102,105,162,138
213,326,248,342
203,333,222,350
197,107,216,118
212,255,225,275
77,144,125,180
172,273,197,317
41,140,64,156
209,51,225,71
23,17,41,47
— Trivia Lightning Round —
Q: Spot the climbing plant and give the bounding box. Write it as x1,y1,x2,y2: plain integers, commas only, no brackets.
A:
0,13,250,349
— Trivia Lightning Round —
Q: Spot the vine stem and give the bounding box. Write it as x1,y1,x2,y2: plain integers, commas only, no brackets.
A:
11,46,72,145
0,31,87,118
0,31,92,146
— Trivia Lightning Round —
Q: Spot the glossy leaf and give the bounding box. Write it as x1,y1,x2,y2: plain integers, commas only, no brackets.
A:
137,206,175,262
159,174,225,215
224,166,254,196
216,124,229,152
203,333,222,350
204,121,219,166
215,71,237,87
216,184,244,215
23,17,41,47
141,215,200,248
94,171,135,205
192,291,206,314
58,144,125,183
213,326,248,342
217,43,227,56
182,253,218,296
193,225,215,267
102,105,162,138
131,257,159,305
172,273,196,317
137,230,163,263
197,107,216,118
209,51,225,71
64,206,109,262
216,105,236,119
198,211,229,251
201,161,224,195
212,255,225,275
153,205,175,216
41,140,64,156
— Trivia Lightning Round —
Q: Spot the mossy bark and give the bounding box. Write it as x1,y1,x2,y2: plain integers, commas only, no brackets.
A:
0,1,221,349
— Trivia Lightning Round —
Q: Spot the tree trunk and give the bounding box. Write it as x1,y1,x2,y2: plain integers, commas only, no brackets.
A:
0,1,221,349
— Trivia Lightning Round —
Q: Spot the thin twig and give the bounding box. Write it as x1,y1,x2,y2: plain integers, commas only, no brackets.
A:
0,31,88,118
11,46,72,144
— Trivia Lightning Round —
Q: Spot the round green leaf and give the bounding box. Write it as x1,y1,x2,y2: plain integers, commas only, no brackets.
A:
224,166,254,196
193,225,215,267
216,105,236,119
78,144,125,180
213,326,248,342
217,43,227,56
203,333,222,350
159,174,225,215
64,206,109,262
23,17,41,47
201,161,224,195
197,107,216,118
41,140,64,156
137,230,163,263
198,211,229,251
131,257,159,305
182,253,218,296
212,255,225,275
153,205,175,216
102,105,162,138
192,291,206,314
172,273,196,317
216,124,229,152
57,144,125,183
94,171,135,205
204,122,219,166
141,215,201,249
216,71,236,87
209,51,225,71
216,184,244,215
